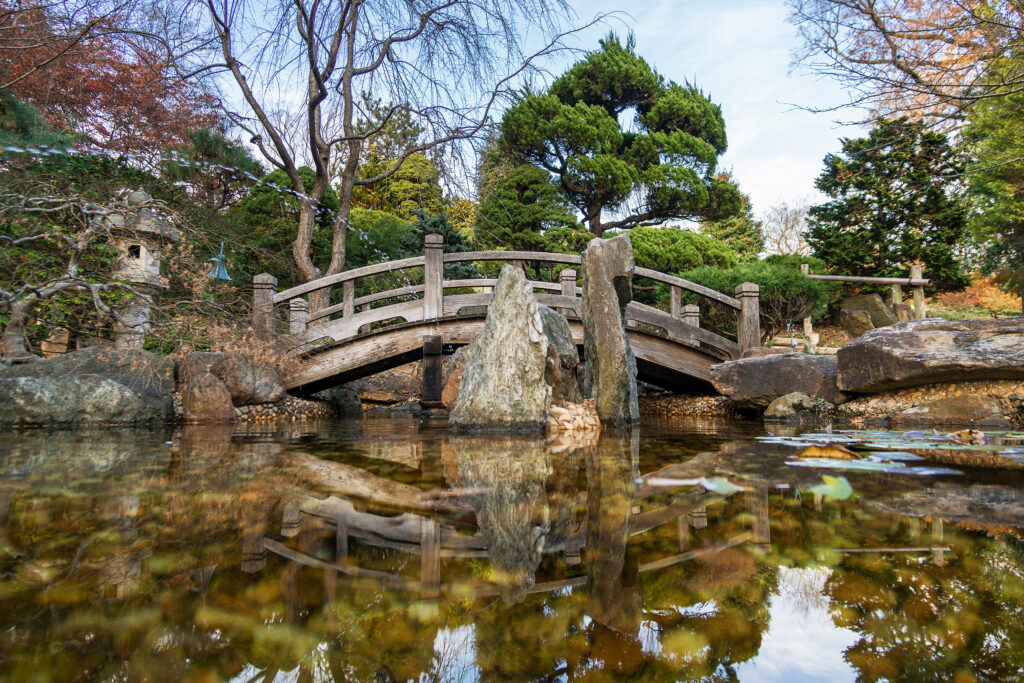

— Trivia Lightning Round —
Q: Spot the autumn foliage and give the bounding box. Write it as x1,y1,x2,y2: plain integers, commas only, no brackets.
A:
1,1,216,158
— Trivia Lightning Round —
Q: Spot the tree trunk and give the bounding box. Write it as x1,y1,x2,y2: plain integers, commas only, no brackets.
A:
292,200,329,316
1,298,36,364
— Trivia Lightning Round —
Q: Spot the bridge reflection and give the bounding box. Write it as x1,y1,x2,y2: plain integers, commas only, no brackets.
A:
259,430,772,613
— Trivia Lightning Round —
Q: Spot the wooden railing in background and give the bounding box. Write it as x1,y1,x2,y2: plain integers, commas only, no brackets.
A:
798,262,931,343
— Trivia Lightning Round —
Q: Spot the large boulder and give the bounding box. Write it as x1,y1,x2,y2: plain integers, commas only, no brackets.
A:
316,383,362,416
840,294,899,329
581,235,639,426
178,352,285,405
0,347,175,396
0,374,172,425
0,348,175,424
837,317,1024,393
181,371,237,423
710,353,845,409
450,265,558,431
839,309,875,338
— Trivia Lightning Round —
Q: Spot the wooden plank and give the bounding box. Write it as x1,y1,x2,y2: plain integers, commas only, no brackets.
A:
634,266,741,309
639,532,753,573
626,301,739,357
295,299,425,347
807,274,930,286
284,451,468,514
443,250,582,266
273,256,426,303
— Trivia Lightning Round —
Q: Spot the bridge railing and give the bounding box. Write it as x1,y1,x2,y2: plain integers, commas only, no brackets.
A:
254,233,762,357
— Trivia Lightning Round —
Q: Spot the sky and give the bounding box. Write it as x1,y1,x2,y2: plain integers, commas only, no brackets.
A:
559,0,866,217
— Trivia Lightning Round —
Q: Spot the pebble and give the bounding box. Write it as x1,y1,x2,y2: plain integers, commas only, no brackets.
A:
546,399,602,433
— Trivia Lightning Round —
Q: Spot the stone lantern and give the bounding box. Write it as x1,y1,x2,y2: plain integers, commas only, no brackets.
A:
106,190,181,349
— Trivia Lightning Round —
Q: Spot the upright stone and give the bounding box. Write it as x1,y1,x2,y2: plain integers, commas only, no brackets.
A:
581,235,639,426
449,265,553,431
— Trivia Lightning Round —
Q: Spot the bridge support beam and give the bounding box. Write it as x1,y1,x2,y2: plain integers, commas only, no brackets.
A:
735,282,760,353
422,335,443,405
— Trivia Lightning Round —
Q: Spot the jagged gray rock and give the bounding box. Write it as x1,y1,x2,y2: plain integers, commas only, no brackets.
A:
837,317,1024,393
710,353,845,409
539,305,583,404
581,235,639,426
450,265,555,431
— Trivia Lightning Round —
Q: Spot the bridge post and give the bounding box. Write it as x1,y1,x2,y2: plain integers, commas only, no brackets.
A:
559,268,577,316
252,273,277,334
735,282,760,353
683,304,700,344
670,285,682,319
911,264,926,319
800,263,815,342
342,281,354,317
289,298,308,335
424,233,444,318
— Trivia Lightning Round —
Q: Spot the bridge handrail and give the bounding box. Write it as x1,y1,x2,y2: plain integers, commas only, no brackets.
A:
306,278,567,325
273,255,426,304
256,233,762,355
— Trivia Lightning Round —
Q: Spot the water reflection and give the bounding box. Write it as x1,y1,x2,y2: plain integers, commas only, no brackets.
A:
2,419,1024,680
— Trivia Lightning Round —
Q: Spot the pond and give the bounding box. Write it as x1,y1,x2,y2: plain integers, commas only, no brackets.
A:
1,416,1024,682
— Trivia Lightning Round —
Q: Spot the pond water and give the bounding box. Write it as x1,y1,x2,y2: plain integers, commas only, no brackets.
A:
2,416,1024,682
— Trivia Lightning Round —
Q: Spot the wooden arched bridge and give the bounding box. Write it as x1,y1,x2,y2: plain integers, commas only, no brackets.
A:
252,234,762,394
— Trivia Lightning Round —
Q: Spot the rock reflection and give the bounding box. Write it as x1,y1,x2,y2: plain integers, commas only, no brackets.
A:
448,433,588,604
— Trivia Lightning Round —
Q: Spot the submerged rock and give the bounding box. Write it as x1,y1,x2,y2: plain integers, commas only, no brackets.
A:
764,392,836,421
450,265,556,431
581,235,639,426
710,353,844,409
837,317,1024,393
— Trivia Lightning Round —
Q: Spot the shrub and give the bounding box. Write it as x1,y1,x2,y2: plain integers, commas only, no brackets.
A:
680,262,837,342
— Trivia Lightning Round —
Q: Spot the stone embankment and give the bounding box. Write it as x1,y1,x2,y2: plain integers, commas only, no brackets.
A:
0,346,339,426
711,316,1024,427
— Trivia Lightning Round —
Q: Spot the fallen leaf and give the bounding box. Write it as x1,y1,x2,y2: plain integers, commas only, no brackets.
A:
806,475,854,501
948,429,988,445
795,443,859,460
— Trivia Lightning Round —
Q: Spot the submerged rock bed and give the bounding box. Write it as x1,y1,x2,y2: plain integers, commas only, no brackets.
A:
639,395,735,417
837,379,1024,426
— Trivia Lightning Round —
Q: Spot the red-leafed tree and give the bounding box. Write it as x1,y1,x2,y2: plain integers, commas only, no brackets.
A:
1,0,217,159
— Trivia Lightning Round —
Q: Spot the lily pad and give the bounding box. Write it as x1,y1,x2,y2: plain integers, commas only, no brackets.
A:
805,475,854,501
